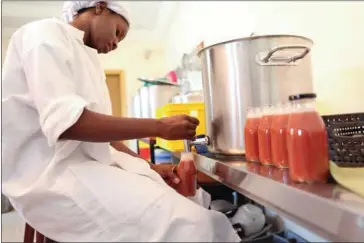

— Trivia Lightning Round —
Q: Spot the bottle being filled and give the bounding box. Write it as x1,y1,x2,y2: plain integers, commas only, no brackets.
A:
175,152,197,197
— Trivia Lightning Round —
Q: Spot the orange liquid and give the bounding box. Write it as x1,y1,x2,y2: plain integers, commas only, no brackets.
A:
286,111,329,183
176,159,197,197
258,115,274,165
271,114,289,168
244,117,260,162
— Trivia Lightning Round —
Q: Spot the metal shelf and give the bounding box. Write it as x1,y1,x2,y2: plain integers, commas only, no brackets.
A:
190,153,364,242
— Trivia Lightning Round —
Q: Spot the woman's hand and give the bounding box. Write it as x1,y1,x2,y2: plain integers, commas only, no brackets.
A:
158,115,199,140
150,164,180,188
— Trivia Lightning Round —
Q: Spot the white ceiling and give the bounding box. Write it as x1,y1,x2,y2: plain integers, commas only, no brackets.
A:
1,1,179,43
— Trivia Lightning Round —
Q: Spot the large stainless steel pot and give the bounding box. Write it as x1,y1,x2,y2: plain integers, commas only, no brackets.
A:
172,91,204,104
139,84,181,118
198,34,314,155
140,86,150,118
148,84,180,118
132,90,141,118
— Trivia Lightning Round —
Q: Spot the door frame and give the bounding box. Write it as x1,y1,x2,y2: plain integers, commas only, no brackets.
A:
105,69,127,117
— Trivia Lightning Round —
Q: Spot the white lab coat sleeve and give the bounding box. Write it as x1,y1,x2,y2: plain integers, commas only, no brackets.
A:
22,42,89,147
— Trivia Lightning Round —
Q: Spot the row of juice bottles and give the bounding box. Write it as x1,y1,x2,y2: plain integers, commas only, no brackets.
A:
244,93,330,183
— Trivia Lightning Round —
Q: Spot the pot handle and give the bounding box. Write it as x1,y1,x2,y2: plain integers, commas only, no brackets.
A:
257,45,311,66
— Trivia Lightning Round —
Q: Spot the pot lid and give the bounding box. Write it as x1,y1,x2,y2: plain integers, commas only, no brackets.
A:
198,33,313,57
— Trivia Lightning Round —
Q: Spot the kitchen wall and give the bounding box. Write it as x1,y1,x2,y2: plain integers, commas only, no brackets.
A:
165,1,364,115
98,40,167,116
99,39,166,152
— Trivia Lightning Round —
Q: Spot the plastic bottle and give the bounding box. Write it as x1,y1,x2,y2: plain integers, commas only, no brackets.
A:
271,103,291,168
244,107,261,162
286,93,329,183
258,105,274,165
175,152,197,197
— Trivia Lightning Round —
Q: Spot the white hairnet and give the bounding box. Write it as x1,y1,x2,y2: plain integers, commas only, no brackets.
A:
61,1,130,24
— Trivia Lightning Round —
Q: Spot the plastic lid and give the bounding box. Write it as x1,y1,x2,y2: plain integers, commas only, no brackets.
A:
289,93,317,101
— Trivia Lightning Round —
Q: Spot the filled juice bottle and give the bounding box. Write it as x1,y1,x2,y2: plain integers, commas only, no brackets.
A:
244,107,261,162
286,93,329,183
258,105,274,165
271,103,290,168
175,152,197,197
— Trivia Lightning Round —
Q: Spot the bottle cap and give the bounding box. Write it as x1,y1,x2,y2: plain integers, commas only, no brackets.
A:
181,152,194,162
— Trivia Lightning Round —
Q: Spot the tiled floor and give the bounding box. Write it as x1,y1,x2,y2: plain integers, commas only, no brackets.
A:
2,211,25,242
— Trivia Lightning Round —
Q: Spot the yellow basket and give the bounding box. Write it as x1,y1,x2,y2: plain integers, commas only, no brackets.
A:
156,103,206,152
138,140,149,149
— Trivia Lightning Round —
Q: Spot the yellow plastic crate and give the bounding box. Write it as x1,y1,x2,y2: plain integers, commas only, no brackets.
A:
156,103,206,152
138,140,149,149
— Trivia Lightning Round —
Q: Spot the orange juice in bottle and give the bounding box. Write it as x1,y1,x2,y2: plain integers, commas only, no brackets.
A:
175,152,197,197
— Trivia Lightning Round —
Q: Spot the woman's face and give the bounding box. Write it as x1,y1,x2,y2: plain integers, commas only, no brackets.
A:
89,6,129,54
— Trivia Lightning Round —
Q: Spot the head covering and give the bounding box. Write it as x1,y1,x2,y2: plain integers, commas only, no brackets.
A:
61,1,130,25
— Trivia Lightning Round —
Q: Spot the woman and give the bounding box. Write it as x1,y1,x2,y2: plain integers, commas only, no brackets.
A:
1,1,240,242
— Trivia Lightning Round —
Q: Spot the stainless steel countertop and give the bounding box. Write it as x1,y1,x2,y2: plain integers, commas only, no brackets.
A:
188,153,364,242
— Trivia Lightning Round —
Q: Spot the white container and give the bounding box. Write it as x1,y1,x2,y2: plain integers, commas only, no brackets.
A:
148,85,180,118
132,90,141,118
231,204,266,236
172,91,204,104
140,86,151,118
